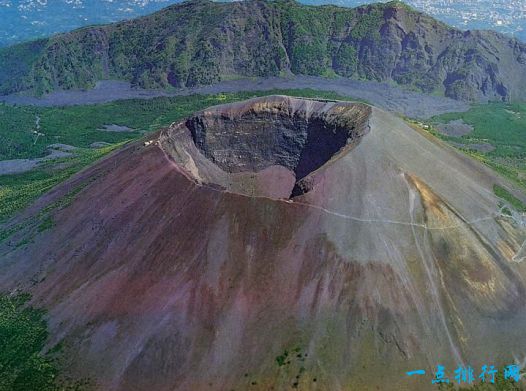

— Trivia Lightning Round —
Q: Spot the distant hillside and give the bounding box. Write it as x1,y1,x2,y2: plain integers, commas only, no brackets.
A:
1,0,526,101
2,1,524,49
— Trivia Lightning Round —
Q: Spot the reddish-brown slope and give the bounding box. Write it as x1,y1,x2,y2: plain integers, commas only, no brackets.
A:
0,96,525,391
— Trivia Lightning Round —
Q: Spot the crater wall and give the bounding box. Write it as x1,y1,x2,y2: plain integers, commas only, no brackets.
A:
161,95,371,198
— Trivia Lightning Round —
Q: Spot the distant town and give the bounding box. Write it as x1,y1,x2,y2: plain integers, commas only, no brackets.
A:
0,0,525,47
305,0,526,41
410,0,526,40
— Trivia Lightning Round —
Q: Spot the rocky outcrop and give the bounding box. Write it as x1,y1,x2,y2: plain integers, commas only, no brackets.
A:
1,0,526,101
1,96,525,390
161,96,371,198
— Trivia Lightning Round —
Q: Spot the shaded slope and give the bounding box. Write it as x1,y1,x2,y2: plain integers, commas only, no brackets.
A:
1,0,526,101
0,96,525,390
161,96,371,198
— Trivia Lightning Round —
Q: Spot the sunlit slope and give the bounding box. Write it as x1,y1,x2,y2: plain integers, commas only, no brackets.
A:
1,0,526,101
0,96,525,391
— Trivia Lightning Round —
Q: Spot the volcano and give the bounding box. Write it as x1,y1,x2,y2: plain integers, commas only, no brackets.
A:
1,96,526,391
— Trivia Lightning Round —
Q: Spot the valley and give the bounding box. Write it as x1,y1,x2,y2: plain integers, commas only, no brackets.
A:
0,1,525,390
1,0,526,101
2,86,524,225
0,88,370,223
1,95,525,391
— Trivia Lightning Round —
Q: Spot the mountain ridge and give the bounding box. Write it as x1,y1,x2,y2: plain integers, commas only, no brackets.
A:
2,0,525,48
1,96,525,390
1,0,526,101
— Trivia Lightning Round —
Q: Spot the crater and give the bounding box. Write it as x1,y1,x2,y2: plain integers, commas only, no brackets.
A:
160,96,371,198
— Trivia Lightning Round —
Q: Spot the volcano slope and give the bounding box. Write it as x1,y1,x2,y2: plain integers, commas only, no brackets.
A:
1,96,526,391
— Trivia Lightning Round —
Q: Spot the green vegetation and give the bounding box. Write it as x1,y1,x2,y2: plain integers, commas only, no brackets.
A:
275,347,310,389
0,144,121,223
276,350,289,367
433,103,526,158
1,0,496,101
0,39,47,95
279,2,335,76
0,89,365,224
334,43,358,76
37,216,54,232
493,185,526,213
0,292,89,391
437,371,524,390
350,4,384,41
431,102,526,190
0,103,136,161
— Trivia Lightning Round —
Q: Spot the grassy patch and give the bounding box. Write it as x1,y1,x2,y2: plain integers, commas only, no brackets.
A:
431,102,526,190
0,89,365,224
493,185,526,213
433,102,526,154
37,216,54,233
0,292,90,390
0,89,366,161
0,144,122,223
437,370,525,390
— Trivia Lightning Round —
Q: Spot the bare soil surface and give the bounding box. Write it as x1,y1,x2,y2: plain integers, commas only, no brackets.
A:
98,124,135,132
0,144,76,175
1,97,523,391
90,142,112,149
435,119,474,137
0,76,469,119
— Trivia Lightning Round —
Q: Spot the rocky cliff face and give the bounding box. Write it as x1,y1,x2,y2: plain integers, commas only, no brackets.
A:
160,97,371,198
1,96,525,390
183,98,370,177
1,0,526,101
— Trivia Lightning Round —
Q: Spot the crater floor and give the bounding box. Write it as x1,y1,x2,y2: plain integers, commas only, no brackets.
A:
160,95,371,198
1,95,525,391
